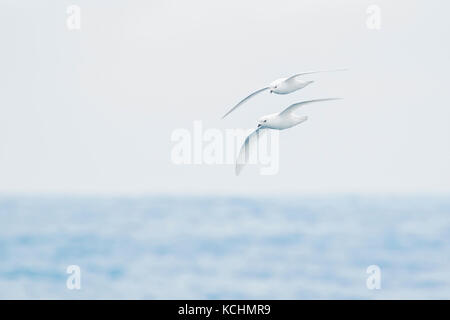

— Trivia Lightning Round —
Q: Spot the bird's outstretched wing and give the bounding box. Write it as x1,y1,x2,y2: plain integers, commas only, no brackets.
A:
235,128,267,175
222,87,270,119
279,98,342,116
285,68,348,82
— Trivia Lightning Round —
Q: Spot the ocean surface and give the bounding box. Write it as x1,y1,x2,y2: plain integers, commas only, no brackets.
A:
0,195,449,299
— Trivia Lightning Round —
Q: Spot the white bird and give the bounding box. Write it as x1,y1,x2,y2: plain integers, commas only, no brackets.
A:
222,69,346,119
235,98,341,175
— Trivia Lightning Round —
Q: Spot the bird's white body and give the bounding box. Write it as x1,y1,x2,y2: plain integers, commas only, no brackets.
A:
257,112,307,130
269,78,314,95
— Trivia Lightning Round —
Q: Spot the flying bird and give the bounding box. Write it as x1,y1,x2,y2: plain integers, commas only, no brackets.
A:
235,98,341,175
222,69,346,119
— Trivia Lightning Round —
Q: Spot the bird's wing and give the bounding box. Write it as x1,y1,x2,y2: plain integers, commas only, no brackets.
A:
285,68,348,82
222,87,270,119
235,128,267,176
279,98,341,116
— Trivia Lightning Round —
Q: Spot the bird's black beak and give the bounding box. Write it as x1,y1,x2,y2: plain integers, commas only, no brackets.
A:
257,124,262,128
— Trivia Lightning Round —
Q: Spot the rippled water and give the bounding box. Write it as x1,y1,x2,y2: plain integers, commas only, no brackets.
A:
0,195,449,299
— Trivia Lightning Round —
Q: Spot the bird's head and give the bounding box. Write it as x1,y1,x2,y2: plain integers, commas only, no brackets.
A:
269,78,283,93
257,115,270,128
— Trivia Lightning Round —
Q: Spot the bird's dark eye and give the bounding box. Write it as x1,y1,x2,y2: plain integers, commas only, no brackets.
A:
264,120,267,122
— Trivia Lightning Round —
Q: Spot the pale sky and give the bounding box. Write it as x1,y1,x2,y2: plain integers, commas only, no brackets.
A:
0,0,449,195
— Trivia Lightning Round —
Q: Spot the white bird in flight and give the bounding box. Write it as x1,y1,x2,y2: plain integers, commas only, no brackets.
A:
222,69,346,119
235,98,341,175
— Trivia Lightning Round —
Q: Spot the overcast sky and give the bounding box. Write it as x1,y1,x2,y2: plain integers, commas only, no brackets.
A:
0,0,449,195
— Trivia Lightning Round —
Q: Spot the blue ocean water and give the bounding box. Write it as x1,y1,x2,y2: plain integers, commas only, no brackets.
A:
0,195,449,299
